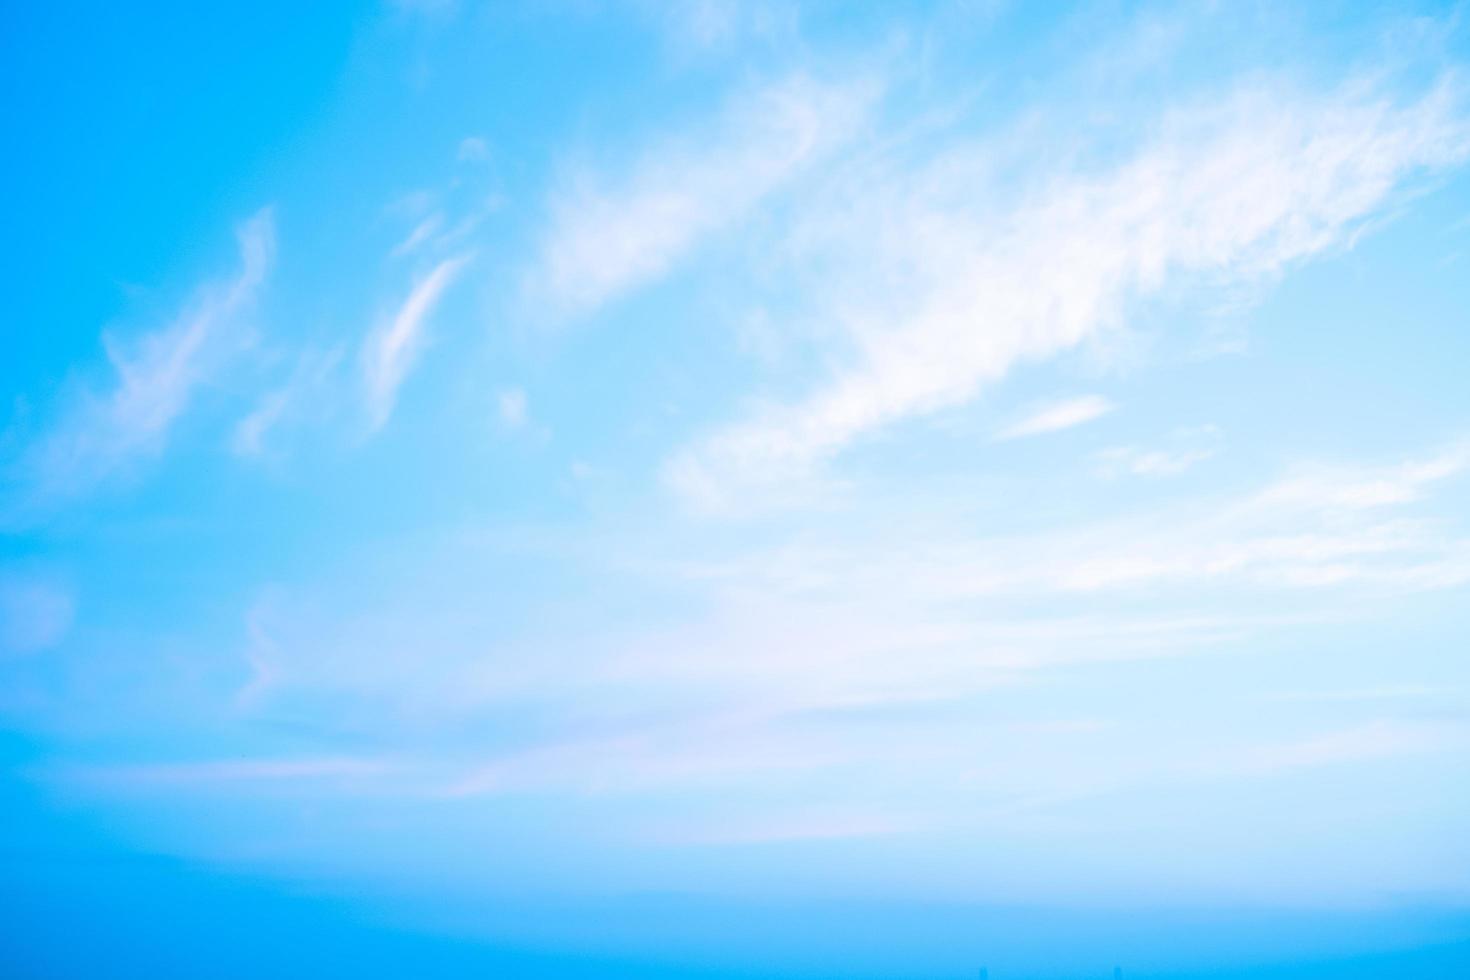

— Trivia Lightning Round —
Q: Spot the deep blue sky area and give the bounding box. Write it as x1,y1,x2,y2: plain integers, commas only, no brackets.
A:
5,770,1470,980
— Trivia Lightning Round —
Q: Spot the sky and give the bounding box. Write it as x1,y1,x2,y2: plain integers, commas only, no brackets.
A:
3,1,1470,977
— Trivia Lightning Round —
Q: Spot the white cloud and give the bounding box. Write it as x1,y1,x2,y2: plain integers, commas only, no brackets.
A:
1095,428,1221,477
0,575,74,656
131,436,1467,851
1095,447,1216,477
658,442,1470,606
234,593,285,709
231,347,343,459
231,390,292,460
995,395,1114,441
526,72,881,317
235,444,1469,734
645,0,800,56
659,0,744,50
390,212,444,258
1253,442,1470,511
667,76,1470,509
457,136,490,163
362,254,472,432
385,140,501,264
15,209,274,502
1232,720,1465,775
497,387,528,429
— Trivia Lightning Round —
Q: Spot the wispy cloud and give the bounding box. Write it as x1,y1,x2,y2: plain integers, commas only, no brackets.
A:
11,209,274,506
497,387,528,430
654,442,1470,614
995,395,1114,441
667,76,1470,509
1232,720,1466,775
205,439,1468,820
1095,427,1221,478
643,0,801,58
0,574,74,656
1095,445,1215,478
1253,442,1470,511
8,2,1470,917
231,347,344,459
457,136,490,163
234,593,285,709
444,720,843,798
362,254,472,432
389,212,445,258
526,72,880,318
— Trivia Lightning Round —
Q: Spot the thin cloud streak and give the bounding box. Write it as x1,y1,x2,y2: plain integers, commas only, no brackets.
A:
1094,444,1217,478
667,76,1470,509
667,442,1470,602
0,575,74,656
1231,720,1468,775
9,209,275,509
995,395,1115,441
187,442,1470,817
497,387,528,429
362,254,473,432
526,72,881,318
232,346,344,459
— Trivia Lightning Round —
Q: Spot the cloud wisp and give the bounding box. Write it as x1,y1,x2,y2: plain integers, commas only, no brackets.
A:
9,209,274,509
666,441,1470,604
232,346,345,459
1094,444,1217,478
496,387,528,430
0,574,74,657
362,254,473,433
156,440,1469,816
995,395,1115,441
526,72,881,319
667,76,1470,509
10,5,1470,919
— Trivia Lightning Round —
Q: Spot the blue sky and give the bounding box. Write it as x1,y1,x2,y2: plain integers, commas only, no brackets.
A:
4,2,1470,976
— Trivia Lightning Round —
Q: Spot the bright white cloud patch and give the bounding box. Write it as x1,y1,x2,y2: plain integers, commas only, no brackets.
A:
995,395,1115,441
362,254,472,432
1095,445,1215,478
13,209,274,504
527,72,880,317
1233,720,1466,775
1254,442,1470,511
185,439,1469,822
666,442,1470,603
667,78,1470,508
